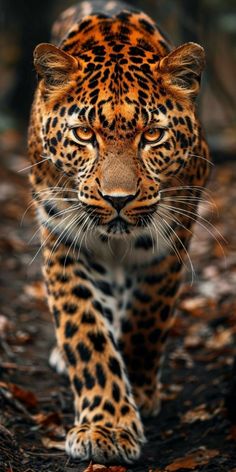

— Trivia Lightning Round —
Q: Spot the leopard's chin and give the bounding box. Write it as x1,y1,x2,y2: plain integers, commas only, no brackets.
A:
96,216,151,241
107,217,131,235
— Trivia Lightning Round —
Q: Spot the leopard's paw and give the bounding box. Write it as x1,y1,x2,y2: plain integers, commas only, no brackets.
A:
49,346,67,375
134,387,161,417
66,423,145,463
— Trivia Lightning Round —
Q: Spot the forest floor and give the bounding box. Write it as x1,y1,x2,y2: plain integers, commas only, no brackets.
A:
0,131,236,472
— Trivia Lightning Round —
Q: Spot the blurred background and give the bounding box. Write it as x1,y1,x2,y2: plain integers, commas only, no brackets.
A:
0,0,235,157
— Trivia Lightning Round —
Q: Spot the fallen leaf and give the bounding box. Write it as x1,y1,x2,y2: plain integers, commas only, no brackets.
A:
15,329,32,344
0,381,37,408
181,404,212,424
9,383,37,408
106,467,126,472
83,465,107,472
164,448,219,471
180,297,207,312
24,281,46,299
205,328,233,349
83,463,127,472
33,411,65,437
41,436,65,450
227,425,236,441
33,411,61,426
0,314,14,337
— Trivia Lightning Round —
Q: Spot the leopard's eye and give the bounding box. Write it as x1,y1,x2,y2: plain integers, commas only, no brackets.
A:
72,126,95,143
142,127,165,145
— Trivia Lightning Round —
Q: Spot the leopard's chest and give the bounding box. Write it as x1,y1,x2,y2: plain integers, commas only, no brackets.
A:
75,238,168,338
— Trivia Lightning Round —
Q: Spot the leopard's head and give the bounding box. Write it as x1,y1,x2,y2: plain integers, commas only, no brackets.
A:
33,12,206,238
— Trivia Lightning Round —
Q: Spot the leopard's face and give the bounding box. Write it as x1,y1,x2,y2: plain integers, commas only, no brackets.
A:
34,12,205,238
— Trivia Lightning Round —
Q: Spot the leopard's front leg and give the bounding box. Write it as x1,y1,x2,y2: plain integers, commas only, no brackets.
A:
120,252,183,418
43,234,145,463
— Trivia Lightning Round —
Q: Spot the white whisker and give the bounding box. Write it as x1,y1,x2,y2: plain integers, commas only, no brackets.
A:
159,202,226,257
188,152,214,166
18,157,50,173
30,211,77,265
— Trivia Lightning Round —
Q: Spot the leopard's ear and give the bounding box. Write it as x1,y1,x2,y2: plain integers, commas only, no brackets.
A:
34,43,78,87
158,42,205,98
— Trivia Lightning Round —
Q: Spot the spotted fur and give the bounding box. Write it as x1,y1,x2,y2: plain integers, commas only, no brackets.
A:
28,0,210,463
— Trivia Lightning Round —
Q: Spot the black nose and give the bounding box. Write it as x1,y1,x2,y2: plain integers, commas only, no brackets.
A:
103,194,135,212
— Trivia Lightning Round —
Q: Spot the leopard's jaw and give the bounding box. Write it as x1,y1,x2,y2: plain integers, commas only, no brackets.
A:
37,202,172,266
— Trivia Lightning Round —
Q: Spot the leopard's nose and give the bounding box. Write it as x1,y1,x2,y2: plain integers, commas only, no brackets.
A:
102,194,135,212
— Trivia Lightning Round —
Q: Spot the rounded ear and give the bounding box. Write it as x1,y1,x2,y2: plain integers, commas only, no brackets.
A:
34,43,78,86
158,42,205,98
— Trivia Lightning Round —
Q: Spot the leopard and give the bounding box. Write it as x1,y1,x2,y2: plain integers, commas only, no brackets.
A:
28,0,211,464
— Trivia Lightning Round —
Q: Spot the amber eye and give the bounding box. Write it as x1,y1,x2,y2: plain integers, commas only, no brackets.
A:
72,126,95,143
142,127,165,145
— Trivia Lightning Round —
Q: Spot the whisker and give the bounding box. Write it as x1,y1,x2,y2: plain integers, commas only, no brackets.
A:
28,204,82,245
149,214,185,268
17,157,50,173
34,187,78,195
157,207,194,237
46,212,81,266
162,196,215,205
76,213,94,261
161,197,216,215
162,215,195,283
65,210,95,263
188,152,214,166
30,211,77,265
159,202,226,255
159,185,212,197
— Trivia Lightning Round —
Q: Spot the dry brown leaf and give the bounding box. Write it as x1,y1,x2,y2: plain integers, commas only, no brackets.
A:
33,411,62,427
9,383,38,408
0,381,37,408
181,404,212,424
83,463,127,472
83,465,107,472
24,281,46,299
179,296,217,319
227,425,236,441
15,329,32,344
164,448,219,471
110,466,123,471
0,314,14,337
180,297,207,312
41,436,65,450
184,334,203,349
205,328,233,349
33,411,65,438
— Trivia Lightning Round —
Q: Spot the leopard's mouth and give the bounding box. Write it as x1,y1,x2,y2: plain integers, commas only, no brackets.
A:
107,216,131,235
102,214,152,237
80,202,156,237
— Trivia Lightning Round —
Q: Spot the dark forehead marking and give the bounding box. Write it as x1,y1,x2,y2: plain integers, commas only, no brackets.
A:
151,108,166,116
87,107,96,126
141,108,149,126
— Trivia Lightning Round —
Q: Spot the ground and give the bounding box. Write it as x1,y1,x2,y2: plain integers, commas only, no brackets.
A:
0,131,235,472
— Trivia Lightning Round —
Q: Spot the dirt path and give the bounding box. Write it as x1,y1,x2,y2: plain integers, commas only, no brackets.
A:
0,136,235,471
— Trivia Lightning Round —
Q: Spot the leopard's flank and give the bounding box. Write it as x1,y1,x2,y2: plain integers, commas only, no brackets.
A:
28,0,210,463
